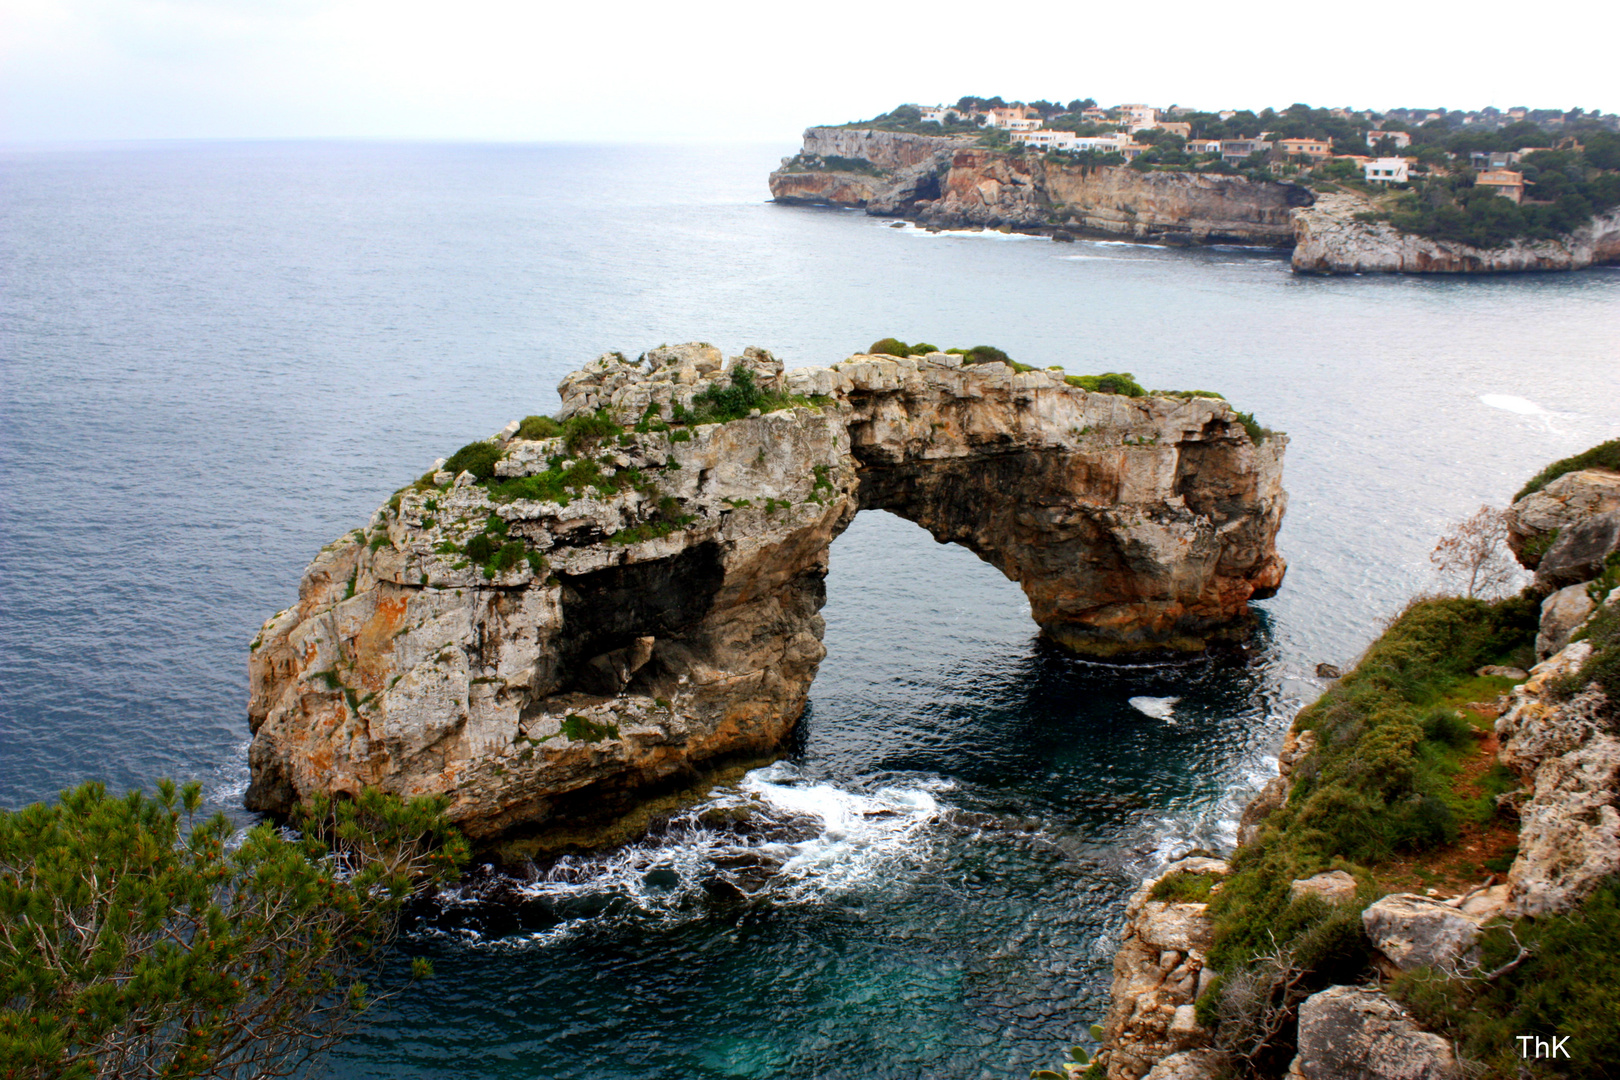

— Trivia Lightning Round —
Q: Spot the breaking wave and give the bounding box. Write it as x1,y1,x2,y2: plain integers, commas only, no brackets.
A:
412,763,949,948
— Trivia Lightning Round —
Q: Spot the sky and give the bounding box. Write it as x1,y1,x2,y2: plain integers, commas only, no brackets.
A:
4,0,1618,144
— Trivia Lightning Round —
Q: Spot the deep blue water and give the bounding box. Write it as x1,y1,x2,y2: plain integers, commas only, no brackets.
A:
2,141,1618,1078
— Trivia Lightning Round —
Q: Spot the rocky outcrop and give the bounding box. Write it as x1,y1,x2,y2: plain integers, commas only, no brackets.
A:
1360,890,1508,974
924,151,1307,244
1292,194,1620,274
1505,469,1620,569
1287,986,1458,1080
768,128,1311,246
798,127,974,171
245,345,1287,839
1496,629,1619,916
1099,858,1228,1080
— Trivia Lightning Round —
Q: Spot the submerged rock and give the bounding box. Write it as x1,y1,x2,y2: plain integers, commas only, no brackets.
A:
246,345,1286,840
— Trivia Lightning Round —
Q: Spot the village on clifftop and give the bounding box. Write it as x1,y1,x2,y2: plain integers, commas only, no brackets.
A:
894,99,1619,203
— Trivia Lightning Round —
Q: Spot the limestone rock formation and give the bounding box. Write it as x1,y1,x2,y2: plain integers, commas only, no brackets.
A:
1496,629,1620,916
1360,892,1505,973
1288,985,1458,1080
1537,583,1596,660
767,128,1311,246
1505,469,1620,569
1289,870,1357,904
245,345,1287,839
1098,857,1228,1080
1293,194,1620,274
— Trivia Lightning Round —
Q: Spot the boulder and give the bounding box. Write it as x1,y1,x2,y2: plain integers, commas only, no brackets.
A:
1142,1049,1229,1080
1537,583,1596,660
1361,894,1493,972
1289,985,1458,1080
1533,509,1620,591
1506,468,1620,569
1289,870,1357,904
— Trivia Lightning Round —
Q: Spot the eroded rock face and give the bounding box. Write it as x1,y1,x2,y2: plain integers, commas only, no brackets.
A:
1505,469,1620,569
246,346,1286,839
1293,194,1620,275
1099,857,1228,1080
767,128,1311,246
1496,631,1620,916
1288,986,1458,1080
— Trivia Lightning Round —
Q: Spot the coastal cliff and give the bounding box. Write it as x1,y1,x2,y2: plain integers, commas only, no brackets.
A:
245,343,1286,840
1292,193,1620,274
769,128,1310,246
1093,452,1620,1080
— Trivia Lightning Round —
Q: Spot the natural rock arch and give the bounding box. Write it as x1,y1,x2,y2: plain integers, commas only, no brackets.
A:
246,344,1286,840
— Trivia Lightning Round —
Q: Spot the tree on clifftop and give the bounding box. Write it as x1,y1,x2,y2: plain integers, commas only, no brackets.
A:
1430,505,1521,599
0,782,468,1079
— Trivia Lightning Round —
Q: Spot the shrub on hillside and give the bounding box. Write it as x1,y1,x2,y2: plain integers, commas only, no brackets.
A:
443,440,502,482
0,781,467,1079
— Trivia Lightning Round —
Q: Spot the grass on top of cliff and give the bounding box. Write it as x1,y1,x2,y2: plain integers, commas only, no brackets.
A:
1514,437,1620,501
1201,594,1537,1067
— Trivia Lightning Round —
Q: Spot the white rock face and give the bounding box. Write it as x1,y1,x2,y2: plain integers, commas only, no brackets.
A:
1496,635,1620,916
1289,870,1357,905
1506,469,1620,569
1289,985,1458,1080
1292,195,1620,275
1538,583,1597,660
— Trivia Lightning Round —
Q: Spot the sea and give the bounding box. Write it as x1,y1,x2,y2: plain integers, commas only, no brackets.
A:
2,141,1618,1079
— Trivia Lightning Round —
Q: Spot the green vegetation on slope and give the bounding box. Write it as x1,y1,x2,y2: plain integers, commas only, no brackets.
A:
1376,146,1620,248
1202,595,1538,1071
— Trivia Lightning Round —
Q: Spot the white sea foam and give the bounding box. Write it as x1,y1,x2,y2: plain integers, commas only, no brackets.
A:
1479,393,1549,415
1128,696,1180,721
887,222,1040,241
425,763,947,947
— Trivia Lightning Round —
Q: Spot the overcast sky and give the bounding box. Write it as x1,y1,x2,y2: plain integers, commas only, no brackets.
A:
4,0,1618,144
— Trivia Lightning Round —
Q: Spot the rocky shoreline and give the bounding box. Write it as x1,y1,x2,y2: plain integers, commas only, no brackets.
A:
1092,462,1620,1080
771,127,1307,247
770,127,1620,275
1292,194,1620,274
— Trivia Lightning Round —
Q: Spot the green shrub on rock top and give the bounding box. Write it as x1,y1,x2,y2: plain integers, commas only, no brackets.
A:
561,409,622,453
443,440,502,482
1514,438,1620,502
516,415,563,440
1064,372,1147,397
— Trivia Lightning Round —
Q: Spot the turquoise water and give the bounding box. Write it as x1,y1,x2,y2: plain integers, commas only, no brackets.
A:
2,141,1618,1078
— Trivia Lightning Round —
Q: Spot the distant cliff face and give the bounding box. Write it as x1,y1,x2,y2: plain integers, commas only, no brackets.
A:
798,126,973,170
922,150,1307,243
245,344,1287,840
1292,194,1620,273
767,128,1311,246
